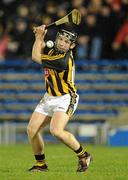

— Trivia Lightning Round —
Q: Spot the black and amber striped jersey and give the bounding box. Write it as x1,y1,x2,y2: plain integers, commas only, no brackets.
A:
41,47,77,96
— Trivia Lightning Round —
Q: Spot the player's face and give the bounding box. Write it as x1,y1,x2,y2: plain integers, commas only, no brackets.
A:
56,35,74,52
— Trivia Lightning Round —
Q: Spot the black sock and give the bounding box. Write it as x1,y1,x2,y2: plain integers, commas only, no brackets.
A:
74,145,88,158
35,154,45,164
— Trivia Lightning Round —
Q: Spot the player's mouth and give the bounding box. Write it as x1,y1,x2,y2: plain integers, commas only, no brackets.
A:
56,46,66,52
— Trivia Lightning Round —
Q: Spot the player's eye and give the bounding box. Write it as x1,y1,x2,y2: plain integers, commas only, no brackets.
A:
65,40,70,44
59,37,63,41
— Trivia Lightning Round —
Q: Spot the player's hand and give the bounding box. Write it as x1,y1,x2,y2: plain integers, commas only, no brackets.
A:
33,25,47,39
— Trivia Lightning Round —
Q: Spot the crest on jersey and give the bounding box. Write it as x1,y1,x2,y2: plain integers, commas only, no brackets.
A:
44,68,50,77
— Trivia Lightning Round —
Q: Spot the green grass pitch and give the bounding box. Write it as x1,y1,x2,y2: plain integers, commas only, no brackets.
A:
0,143,128,180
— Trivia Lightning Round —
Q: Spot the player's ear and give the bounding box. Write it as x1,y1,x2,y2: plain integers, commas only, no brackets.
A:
70,43,76,49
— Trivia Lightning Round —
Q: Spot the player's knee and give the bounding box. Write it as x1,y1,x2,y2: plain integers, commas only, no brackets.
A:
27,125,35,139
50,126,62,138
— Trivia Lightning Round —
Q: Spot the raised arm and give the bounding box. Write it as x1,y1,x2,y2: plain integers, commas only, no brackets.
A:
32,25,47,64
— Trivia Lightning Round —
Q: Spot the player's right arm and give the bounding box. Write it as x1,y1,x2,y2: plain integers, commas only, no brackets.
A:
32,25,47,64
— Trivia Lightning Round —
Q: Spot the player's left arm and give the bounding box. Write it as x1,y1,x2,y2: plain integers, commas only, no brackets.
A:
32,25,47,64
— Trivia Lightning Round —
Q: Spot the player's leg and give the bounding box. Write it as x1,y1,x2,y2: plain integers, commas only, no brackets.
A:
50,111,80,149
27,111,51,172
50,111,92,172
